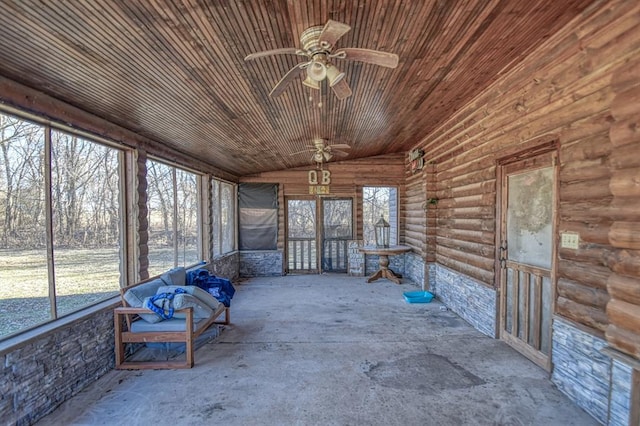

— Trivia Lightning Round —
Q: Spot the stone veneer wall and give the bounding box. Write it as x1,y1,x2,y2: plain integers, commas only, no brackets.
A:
208,251,240,281
607,357,634,426
403,252,425,289
239,250,283,277
434,264,496,338
0,306,116,426
551,316,635,425
1,253,241,426
347,241,365,277
427,263,436,293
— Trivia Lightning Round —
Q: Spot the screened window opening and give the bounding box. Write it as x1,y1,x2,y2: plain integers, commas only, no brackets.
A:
146,160,201,277
211,178,236,257
362,187,398,246
0,112,123,339
238,183,277,250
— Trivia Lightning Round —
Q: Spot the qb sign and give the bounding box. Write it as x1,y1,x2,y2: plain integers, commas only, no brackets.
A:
308,170,331,185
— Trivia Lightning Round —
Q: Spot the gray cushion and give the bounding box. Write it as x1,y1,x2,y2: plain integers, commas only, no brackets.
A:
130,317,211,333
157,285,221,311
171,293,214,319
123,278,166,323
123,278,165,307
160,267,186,286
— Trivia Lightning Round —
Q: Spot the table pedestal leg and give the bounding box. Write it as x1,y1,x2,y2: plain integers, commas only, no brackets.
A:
366,254,402,284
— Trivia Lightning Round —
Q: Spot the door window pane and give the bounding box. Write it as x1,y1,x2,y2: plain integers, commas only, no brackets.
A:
506,167,553,269
287,199,316,271
322,198,352,272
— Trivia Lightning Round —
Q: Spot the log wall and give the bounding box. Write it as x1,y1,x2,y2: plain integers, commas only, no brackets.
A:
404,168,427,256
605,56,640,358
407,0,640,347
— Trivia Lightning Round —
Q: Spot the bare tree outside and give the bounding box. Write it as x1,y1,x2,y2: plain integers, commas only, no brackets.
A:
287,199,316,271
210,179,236,257
220,182,235,254
1,113,122,337
288,200,315,239
363,187,397,245
146,159,200,277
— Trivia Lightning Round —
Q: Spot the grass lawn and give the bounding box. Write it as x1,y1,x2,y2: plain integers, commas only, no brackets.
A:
0,247,194,338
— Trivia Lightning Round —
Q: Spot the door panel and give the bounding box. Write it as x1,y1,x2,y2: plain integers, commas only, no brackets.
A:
322,198,352,272
499,151,556,370
287,199,317,273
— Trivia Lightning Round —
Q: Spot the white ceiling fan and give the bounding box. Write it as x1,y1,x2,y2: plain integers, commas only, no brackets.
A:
245,19,399,100
290,138,351,165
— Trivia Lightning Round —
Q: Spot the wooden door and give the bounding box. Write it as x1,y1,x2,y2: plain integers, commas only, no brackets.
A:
321,198,353,273
497,150,557,370
286,198,318,273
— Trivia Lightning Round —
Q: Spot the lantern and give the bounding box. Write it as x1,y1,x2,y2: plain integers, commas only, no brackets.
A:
374,215,390,248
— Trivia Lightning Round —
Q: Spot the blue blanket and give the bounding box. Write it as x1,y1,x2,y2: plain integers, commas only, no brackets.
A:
187,269,235,307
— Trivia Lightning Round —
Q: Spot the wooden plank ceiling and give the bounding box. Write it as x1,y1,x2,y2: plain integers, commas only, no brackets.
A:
0,0,594,177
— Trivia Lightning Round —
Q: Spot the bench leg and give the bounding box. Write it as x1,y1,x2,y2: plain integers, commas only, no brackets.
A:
185,311,195,368
114,313,125,368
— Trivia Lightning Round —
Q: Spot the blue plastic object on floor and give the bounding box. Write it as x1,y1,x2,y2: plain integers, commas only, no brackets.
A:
403,291,434,303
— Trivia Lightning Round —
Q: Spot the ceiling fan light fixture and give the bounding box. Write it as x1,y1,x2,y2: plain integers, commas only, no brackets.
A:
307,61,327,81
325,64,345,87
302,75,320,89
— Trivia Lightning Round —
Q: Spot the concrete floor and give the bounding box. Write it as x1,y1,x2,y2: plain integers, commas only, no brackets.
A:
38,274,597,426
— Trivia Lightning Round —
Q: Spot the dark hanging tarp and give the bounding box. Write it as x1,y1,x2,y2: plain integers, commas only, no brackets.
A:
238,183,278,250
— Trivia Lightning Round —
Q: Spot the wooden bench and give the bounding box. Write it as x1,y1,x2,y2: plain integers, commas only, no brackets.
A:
114,279,230,370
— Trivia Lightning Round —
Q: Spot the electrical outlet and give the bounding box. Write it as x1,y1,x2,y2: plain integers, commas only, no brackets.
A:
561,232,580,249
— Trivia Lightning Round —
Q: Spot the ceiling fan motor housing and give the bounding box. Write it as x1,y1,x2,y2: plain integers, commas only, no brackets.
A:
300,26,325,52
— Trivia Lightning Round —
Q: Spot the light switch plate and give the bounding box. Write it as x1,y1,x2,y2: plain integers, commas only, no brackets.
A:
561,232,580,249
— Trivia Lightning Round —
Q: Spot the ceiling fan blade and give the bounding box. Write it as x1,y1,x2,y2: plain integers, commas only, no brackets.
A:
290,148,316,156
331,78,352,100
333,48,399,68
244,48,304,61
323,151,333,162
332,150,349,157
330,143,351,149
269,63,308,97
318,20,351,49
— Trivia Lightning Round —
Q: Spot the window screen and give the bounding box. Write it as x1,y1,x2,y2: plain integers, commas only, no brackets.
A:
238,183,277,250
